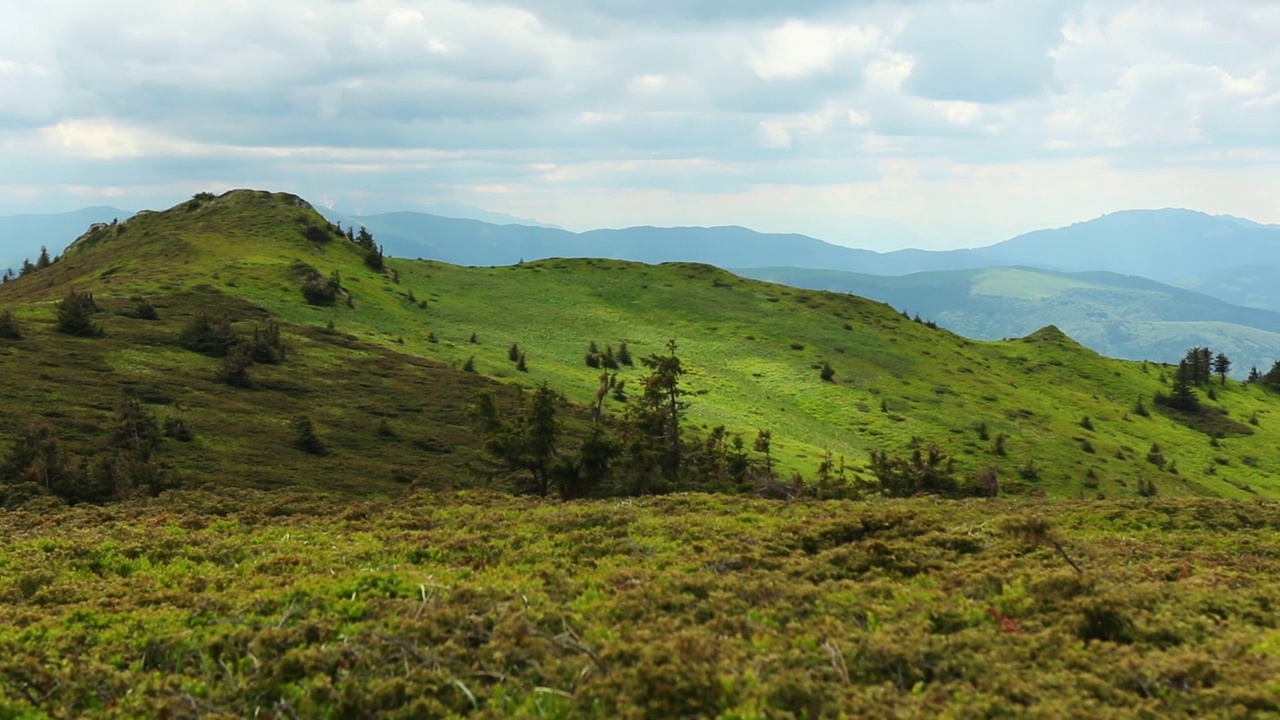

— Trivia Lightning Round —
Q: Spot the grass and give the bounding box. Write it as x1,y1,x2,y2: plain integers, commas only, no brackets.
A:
4,190,1280,499
0,488,1277,717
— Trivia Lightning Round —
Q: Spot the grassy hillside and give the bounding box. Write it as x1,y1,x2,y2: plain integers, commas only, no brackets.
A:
0,488,1278,718
5,191,1280,500
738,265,1280,379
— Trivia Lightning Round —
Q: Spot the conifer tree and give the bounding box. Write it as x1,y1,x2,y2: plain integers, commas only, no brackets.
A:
55,288,102,336
35,246,51,270
1213,352,1232,386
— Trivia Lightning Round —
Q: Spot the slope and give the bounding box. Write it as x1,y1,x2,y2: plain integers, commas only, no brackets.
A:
5,190,1280,501
737,265,1280,375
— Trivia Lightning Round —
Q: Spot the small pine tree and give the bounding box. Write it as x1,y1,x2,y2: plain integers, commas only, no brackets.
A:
131,296,159,320
508,343,521,362
247,318,286,365
463,355,476,373
820,361,835,382
617,342,634,367
0,310,22,340
292,416,328,456
992,433,1008,456
1080,416,1094,431
179,312,239,356
975,421,989,441
1214,352,1232,386
55,288,102,337
215,344,254,388
516,352,528,373
469,333,479,344
35,246,51,270
110,397,162,461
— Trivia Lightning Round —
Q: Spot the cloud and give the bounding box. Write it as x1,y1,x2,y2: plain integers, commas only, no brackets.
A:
1,0,1279,251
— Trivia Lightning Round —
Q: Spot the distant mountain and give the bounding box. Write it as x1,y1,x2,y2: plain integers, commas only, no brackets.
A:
316,208,1280,291
0,207,131,271
328,210,996,273
409,202,563,230
737,265,1280,376
985,209,1280,282
1172,264,1280,313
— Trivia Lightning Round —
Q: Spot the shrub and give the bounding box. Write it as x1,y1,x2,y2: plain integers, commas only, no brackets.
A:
469,333,479,344
130,296,159,320
868,444,962,497
302,269,343,306
1133,396,1150,417
516,352,528,373
1018,459,1039,480
303,224,331,244
1137,478,1158,497
1079,416,1094,431
508,343,521,362
179,313,239,356
820,361,835,382
110,398,162,460
0,310,22,339
164,416,193,442
463,356,476,373
1146,444,1165,468
247,318,286,365
975,421,989,441
292,416,328,456
55,288,102,336
992,433,1008,456
215,344,254,388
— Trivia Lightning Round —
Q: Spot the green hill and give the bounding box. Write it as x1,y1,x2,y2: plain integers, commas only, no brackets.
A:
4,190,1280,501
738,265,1280,378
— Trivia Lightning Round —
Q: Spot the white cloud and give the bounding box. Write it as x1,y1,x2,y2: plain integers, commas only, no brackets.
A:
1,0,1280,250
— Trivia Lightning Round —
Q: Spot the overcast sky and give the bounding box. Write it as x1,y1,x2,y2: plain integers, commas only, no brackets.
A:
1,1,1278,249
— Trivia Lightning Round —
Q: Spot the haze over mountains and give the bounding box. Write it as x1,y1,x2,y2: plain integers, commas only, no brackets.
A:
4,200,1279,370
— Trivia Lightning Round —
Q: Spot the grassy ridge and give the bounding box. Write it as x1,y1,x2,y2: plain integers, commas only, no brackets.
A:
0,489,1277,718
3,190,1280,498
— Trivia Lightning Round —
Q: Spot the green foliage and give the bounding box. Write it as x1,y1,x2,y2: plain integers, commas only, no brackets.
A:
55,287,102,337
179,312,239,356
130,295,159,320
215,343,254,388
0,493,1277,716
462,355,476,373
301,269,343,306
468,384,562,496
508,342,520,362
868,444,965,497
516,352,528,373
292,415,328,456
1,419,115,504
617,341,633,366
247,318,286,365
820,360,835,382
0,309,22,340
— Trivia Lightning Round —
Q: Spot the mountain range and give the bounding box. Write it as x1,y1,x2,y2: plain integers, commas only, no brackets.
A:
5,200,1280,368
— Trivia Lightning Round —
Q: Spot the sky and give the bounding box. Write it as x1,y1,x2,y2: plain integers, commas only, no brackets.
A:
1,0,1279,250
